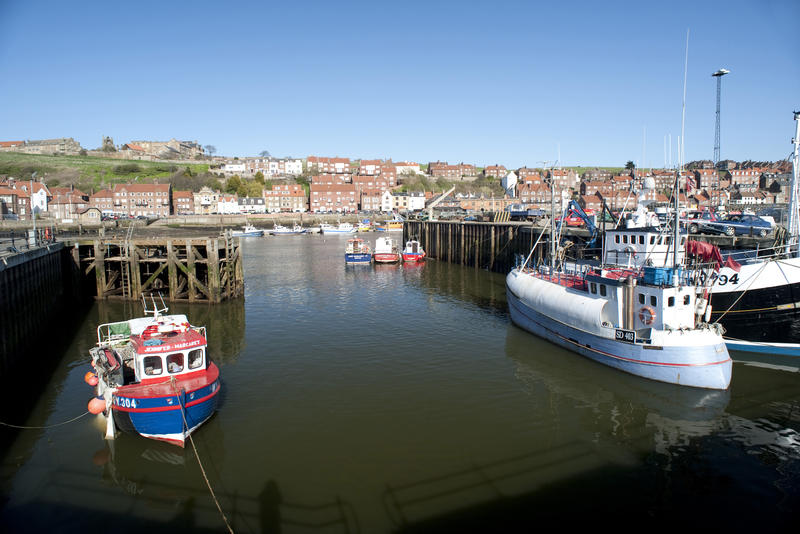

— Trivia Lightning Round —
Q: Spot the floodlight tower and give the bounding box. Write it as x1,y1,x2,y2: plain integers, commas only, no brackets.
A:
712,68,730,167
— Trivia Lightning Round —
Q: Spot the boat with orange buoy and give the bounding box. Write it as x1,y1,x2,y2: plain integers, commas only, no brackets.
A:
85,294,220,447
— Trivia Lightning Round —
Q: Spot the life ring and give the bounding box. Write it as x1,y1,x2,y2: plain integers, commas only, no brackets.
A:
639,306,656,325
141,324,160,339
623,246,638,258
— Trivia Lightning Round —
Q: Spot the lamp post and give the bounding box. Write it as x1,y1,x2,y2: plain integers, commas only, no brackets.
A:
712,68,730,167
712,68,730,210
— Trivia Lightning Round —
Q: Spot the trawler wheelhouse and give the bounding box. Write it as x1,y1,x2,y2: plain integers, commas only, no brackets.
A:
604,228,688,268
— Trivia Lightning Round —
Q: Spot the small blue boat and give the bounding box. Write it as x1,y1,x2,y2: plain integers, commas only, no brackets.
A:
231,224,264,237
345,237,372,264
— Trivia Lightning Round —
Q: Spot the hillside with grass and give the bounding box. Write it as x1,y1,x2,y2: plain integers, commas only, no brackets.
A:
0,152,211,191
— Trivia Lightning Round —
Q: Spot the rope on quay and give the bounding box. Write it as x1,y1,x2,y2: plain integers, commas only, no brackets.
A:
0,410,91,429
171,377,234,534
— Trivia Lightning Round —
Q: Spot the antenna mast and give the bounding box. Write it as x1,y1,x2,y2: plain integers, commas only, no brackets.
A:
674,29,689,278
788,111,800,257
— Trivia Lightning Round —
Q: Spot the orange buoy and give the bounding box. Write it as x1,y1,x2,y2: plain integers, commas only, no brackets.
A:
84,372,99,386
88,397,106,415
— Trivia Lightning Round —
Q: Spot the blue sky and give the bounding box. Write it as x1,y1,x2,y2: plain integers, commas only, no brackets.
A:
0,0,797,168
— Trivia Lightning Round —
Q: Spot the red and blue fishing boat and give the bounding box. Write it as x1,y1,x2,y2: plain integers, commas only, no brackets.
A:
85,295,221,447
401,239,426,263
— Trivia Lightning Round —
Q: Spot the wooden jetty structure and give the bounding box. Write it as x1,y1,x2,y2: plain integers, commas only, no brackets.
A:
403,220,782,275
403,221,557,274
73,230,243,302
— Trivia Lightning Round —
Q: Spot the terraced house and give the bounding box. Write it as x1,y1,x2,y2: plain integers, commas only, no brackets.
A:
112,183,171,217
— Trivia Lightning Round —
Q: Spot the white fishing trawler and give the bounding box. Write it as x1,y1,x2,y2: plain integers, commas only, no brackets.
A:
507,67,731,389
598,113,800,358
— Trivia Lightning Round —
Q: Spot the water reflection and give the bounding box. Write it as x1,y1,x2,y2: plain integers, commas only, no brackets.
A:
3,236,799,532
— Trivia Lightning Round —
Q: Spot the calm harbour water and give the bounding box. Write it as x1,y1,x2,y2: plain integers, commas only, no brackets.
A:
1,233,799,532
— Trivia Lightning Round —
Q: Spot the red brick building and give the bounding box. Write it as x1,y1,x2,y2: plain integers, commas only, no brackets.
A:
310,183,358,213
307,156,351,174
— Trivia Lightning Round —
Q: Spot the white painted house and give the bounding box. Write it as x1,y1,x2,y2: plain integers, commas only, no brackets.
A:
217,194,240,214
501,171,518,197
381,190,394,213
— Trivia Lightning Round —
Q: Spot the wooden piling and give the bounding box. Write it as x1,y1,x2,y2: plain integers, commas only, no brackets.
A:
71,233,242,302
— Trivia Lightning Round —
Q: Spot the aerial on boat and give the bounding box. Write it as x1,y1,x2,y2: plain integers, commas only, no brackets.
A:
231,224,264,237
85,294,221,447
345,237,372,264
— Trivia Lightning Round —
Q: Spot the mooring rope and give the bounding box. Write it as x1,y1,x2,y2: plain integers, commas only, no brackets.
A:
0,410,90,429
170,378,234,534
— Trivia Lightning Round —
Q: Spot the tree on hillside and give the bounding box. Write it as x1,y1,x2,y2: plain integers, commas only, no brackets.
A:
259,150,271,158
225,174,243,194
204,145,217,156
625,161,635,170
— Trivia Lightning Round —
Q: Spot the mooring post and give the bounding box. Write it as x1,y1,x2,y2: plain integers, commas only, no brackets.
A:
186,241,196,302
207,238,221,303
94,240,106,299
167,240,177,301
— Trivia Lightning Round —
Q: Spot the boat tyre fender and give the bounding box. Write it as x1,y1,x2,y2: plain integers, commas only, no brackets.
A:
639,306,656,325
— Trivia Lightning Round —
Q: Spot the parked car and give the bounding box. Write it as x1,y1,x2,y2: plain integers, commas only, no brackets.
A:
556,208,594,227
699,213,772,237
681,210,720,234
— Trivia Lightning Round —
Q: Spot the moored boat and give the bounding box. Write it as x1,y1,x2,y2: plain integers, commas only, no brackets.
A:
231,224,264,237
85,295,221,446
320,222,356,234
345,237,372,264
270,223,307,235
374,236,401,263
402,239,426,262
597,114,800,357
507,262,731,390
376,220,403,232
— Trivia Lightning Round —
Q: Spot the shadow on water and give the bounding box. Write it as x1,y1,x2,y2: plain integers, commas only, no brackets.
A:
0,294,93,461
3,425,361,534
377,326,799,533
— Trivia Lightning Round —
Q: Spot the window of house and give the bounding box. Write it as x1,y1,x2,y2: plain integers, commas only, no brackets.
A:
143,356,163,376
668,296,675,307
599,284,607,296
638,293,645,304
684,294,691,305
590,283,597,294
639,235,645,244
650,295,657,306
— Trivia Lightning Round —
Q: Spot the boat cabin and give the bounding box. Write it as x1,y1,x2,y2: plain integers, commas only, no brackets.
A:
94,314,208,386
604,228,687,268
585,267,698,335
